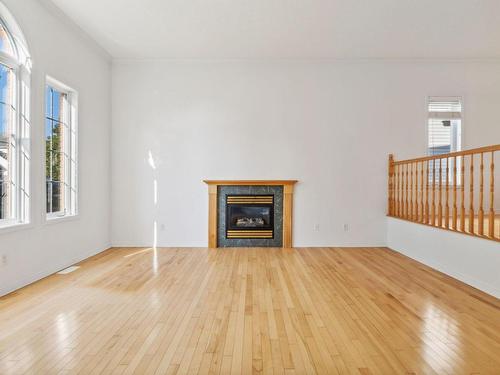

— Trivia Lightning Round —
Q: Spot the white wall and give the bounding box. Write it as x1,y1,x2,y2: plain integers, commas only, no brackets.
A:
111,60,500,248
0,0,111,296
0,3,497,298
387,217,500,298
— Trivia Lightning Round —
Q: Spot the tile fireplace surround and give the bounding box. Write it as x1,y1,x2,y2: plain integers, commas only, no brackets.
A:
203,180,298,248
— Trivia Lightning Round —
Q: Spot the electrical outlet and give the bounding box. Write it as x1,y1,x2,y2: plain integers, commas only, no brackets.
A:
314,224,320,232
160,223,166,231
343,224,349,232
0,254,7,267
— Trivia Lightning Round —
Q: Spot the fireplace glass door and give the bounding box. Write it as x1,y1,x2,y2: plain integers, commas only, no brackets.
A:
225,195,274,239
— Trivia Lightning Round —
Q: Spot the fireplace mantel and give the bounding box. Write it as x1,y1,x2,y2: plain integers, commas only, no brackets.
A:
204,180,298,248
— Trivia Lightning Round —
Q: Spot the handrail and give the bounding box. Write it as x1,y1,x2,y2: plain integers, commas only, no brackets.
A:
392,144,500,165
388,145,499,242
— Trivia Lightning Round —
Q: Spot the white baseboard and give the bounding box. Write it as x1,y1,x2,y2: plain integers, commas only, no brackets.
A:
110,241,389,248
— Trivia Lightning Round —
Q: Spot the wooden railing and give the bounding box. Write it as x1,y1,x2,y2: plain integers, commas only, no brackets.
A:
388,145,500,242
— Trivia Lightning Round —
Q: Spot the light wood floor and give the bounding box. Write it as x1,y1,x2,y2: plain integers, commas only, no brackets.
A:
1,247,500,374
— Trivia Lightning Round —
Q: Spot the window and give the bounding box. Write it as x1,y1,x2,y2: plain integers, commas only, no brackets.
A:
427,96,462,184
427,96,462,156
0,21,15,56
0,63,15,222
0,11,31,229
45,80,77,219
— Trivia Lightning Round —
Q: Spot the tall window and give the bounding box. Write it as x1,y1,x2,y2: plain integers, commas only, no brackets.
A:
427,96,462,183
45,80,77,218
0,12,31,229
0,63,15,222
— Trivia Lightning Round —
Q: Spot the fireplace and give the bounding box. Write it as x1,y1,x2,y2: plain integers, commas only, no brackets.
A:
203,180,297,248
226,195,274,239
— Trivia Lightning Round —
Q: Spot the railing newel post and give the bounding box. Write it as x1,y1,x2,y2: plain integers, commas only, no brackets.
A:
388,154,395,216
453,155,458,230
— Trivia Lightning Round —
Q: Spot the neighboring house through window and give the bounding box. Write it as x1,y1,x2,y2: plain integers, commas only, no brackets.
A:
427,96,463,183
45,79,78,219
428,96,462,156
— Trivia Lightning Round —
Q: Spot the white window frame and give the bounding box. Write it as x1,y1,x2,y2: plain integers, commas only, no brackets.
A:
426,96,464,185
45,77,78,221
0,17,31,231
426,96,463,155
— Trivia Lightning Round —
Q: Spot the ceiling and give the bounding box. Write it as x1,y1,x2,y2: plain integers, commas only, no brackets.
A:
46,0,500,60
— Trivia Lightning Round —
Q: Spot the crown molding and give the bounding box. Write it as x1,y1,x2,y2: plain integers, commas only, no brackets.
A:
112,57,500,65
38,0,112,63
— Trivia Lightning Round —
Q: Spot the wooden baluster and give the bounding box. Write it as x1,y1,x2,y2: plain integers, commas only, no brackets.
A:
420,161,424,222
402,163,406,218
388,154,394,215
425,160,430,224
452,155,458,230
413,162,416,221
460,155,465,232
411,163,417,221
399,164,402,217
469,154,474,234
409,163,414,221
478,153,484,235
399,164,403,217
408,163,411,220
414,162,418,221
405,163,409,219
408,163,412,220
445,157,450,229
400,164,404,218
396,164,401,217
393,157,396,216
398,164,402,217
416,162,419,221
431,159,436,226
400,164,403,218
392,159,396,216
393,164,398,216
438,158,443,227
489,151,495,237
408,163,413,221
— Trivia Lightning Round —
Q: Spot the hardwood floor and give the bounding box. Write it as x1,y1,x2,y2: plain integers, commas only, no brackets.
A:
1,247,500,374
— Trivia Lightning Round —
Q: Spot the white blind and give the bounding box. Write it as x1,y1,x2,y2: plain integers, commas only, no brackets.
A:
428,96,462,155
428,97,462,118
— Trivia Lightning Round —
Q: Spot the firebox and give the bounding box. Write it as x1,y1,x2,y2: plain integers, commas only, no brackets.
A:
226,195,274,239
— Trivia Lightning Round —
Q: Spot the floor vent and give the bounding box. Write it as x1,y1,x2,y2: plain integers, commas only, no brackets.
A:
57,266,80,275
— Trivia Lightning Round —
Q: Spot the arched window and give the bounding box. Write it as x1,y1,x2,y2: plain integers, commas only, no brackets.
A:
0,3,31,229
0,21,15,56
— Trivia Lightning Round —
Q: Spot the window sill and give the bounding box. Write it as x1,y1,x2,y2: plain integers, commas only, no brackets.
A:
44,214,80,226
0,222,34,235
0,215,80,234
